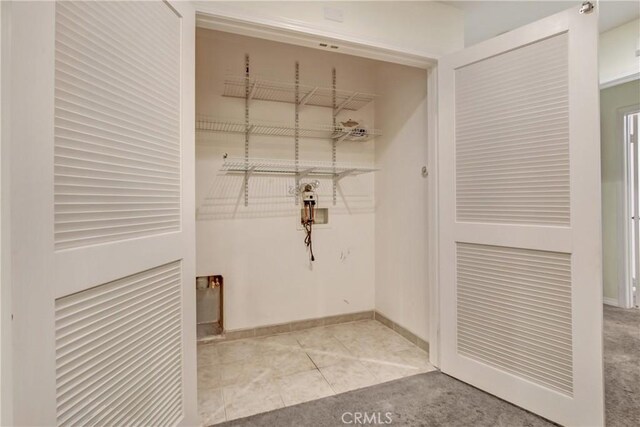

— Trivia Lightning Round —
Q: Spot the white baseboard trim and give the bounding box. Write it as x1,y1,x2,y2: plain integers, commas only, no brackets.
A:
603,297,619,307
197,310,374,344
374,311,429,352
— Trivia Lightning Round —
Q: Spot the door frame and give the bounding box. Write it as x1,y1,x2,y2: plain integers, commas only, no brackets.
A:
0,1,12,424
620,104,640,309
192,6,443,367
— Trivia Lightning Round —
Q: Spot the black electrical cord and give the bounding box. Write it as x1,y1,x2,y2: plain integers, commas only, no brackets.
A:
303,220,315,262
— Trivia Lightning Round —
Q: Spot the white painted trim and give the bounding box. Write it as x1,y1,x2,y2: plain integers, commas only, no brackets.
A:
0,2,11,425
173,2,198,425
603,297,620,307
194,5,437,69
427,66,440,368
619,105,630,309
600,72,640,90
619,104,640,310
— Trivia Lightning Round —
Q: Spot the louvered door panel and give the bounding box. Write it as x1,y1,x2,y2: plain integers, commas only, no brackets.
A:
456,243,573,395
55,261,183,427
54,1,181,249
455,33,569,226
439,7,603,425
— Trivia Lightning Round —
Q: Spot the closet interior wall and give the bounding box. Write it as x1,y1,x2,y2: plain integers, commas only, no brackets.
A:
196,29,376,331
195,28,429,340
374,63,430,341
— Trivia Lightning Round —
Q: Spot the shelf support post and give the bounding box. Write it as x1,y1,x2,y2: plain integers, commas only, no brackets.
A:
295,61,300,205
244,54,250,206
332,67,337,205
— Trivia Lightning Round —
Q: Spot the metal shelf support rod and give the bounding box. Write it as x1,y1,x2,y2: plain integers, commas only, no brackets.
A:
295,61,300,205
332,67,337,205
244,54,250,207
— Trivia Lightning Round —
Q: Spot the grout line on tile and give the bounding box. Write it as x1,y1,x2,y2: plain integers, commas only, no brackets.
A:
220,386,228,424
276,381,287,410
358,356,380,381
305,351,321,370
316,364,338,395
329,331,348,347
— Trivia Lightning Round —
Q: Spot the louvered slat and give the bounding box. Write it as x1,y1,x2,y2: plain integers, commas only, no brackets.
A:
455,33,569,226
456,243,573,395
54,1,181,249
55,261,183,426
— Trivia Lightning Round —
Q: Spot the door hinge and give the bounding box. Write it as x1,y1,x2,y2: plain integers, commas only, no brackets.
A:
579,1,595,14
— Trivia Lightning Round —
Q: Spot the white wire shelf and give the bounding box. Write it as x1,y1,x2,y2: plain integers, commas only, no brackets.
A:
196,117,381,142
223,76,376,111
221,156,377,179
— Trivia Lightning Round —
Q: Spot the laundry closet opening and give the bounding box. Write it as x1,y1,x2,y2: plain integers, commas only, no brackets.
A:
194,27,432,424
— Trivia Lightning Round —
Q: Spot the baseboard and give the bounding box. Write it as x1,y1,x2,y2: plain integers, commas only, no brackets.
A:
197,310,375,344
197,309,431,353
603,297,619,307
374,310,429,353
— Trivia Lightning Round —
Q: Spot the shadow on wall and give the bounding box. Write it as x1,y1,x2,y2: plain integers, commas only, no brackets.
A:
196,172,374,220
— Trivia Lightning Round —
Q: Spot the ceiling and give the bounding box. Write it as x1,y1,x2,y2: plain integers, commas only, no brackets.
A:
442,0,640,46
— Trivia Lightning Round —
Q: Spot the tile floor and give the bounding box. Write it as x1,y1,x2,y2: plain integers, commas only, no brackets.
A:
197,320,437,425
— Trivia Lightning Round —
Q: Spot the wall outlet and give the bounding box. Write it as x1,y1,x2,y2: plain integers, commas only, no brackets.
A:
324,6,344,23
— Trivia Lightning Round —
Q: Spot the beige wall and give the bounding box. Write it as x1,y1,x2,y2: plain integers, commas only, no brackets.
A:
599,18,640,86
601,79,640,303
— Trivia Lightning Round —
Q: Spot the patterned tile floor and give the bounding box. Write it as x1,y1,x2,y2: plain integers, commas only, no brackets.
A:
197,320,436,425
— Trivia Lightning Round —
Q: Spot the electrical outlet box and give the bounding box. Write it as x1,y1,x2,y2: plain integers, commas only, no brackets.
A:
298,208,329,230
301,207,329,225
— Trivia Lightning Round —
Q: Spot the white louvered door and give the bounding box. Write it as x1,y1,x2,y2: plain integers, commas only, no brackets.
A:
438,5,603,427
8,1,196,425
